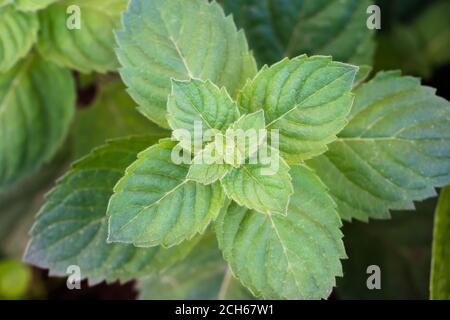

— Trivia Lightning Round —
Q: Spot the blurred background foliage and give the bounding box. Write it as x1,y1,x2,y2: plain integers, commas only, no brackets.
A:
0,0,449,299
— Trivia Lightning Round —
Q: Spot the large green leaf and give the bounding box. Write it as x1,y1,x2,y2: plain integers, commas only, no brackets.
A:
138,232,253,300
24,136,199,284
37,0,127,73
219,0,375,66
107,139,226,247
73,80,168,158
239,55,357,163
116,0,257,128
0,5,38,72
13,0,57,11
431,186,450,299
215,165,345,299
0,55,75,189
307,71,450,221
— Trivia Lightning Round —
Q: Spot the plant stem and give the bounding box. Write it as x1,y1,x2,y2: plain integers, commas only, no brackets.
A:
217,265,232,300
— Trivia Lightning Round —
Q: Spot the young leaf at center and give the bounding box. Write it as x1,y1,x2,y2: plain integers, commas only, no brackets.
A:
167,79,240,152
187,142,231,185
217,110,266,167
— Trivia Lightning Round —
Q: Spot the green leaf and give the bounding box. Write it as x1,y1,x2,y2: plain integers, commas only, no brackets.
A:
116,0,257,128
307,71,450,221
187,143,230,185
168,79,240,150
216,165,345,299
219,0,375,66
220,151,293,216
0,55,75,189
107,139,226,247
73,79,168,158
24,136,199,284
431,186,450,299
37,0,127,73
239,55,357,163
0,5,38,72
13,0,57,11
414,1,450,69
138,232,253,300
375,26,431,79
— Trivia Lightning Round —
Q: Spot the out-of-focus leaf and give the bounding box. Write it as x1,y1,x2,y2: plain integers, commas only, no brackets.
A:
0,146,71,257
336,199,435,299
0,55,75,189
375,1,450,78
375,26,431,78
219,0,375,66
430,187,450,299
376,0,426,25
414,1,450,68
0,259,32,299
38,0,127,73
73,80,167,158
0,5,38,72
13,0,57,11
0,1,10,8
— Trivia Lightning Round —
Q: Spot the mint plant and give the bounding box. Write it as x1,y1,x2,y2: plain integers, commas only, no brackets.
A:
0,0,448,299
